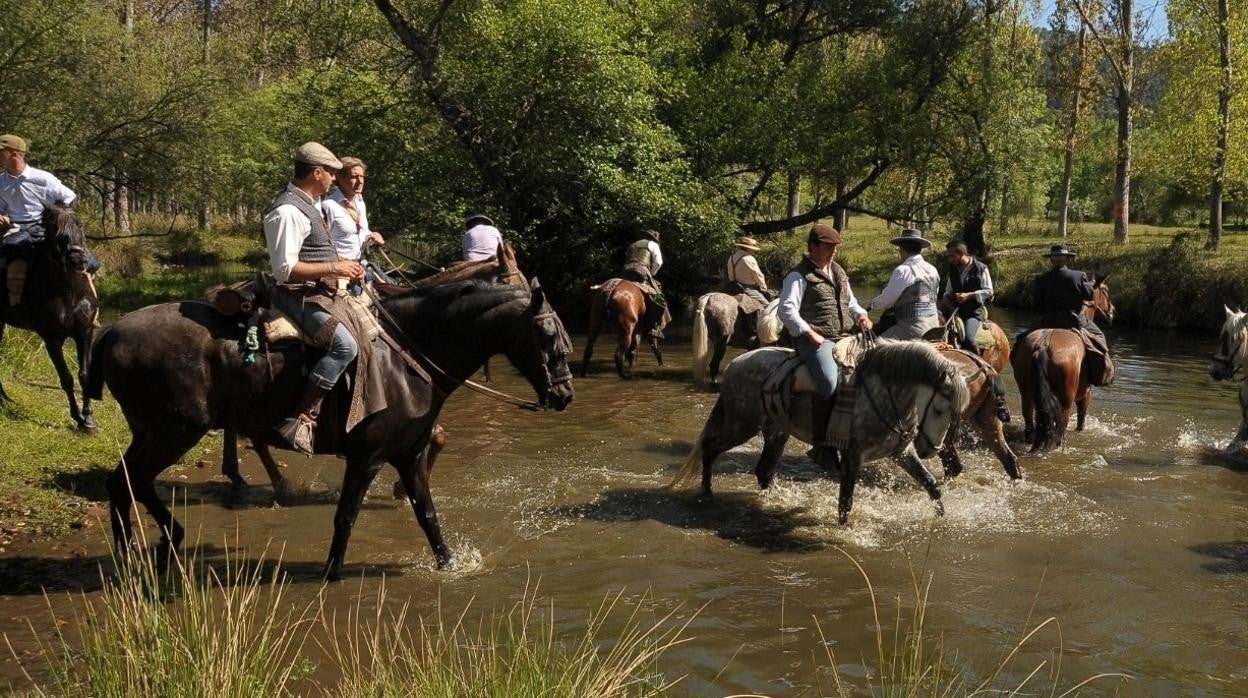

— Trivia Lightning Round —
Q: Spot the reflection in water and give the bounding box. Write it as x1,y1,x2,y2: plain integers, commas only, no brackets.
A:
3,307,1248,694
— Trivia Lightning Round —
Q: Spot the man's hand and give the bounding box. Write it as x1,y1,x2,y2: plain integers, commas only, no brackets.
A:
335,260,366,281
856,315,874,332
368,232,385,246
0,214,10,228
805,329,825,347
955,292,974,304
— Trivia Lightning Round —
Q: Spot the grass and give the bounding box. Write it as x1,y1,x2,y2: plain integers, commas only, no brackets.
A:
4,538,1129,697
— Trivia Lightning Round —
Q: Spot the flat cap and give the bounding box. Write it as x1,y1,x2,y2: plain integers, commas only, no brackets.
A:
0,134,28,153
293,141,342,170
808,223,842,246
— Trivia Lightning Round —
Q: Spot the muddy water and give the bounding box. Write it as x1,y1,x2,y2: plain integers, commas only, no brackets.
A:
3,308,1248,695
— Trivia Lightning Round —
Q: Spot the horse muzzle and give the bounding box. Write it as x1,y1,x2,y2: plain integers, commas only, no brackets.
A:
915,433,939,459
543,381,575,411
1209,360,1235,381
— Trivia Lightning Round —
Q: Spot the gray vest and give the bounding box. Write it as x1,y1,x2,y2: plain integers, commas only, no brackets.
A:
894,261,939,320
793,257,853,338
266,188,337,263
624,239,653,270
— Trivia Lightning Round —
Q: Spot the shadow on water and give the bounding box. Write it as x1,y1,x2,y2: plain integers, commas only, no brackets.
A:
544,486,828,553
1194,446,1248,473
1188,541,1248,574
0,543,400,595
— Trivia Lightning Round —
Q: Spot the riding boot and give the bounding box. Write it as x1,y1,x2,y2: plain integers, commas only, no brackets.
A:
276,382,331,456
805,395,841,471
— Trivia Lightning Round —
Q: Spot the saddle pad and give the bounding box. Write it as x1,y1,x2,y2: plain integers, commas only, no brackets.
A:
733,292,765,316
953,316,996,349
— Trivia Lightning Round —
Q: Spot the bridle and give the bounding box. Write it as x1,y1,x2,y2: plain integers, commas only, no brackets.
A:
1212,317,1247,378
532,310,574,393
862,374,949,451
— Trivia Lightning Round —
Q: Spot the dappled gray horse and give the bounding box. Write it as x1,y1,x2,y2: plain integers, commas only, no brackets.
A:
691,292,781,386
1209,305,1248,452
671,341,969,523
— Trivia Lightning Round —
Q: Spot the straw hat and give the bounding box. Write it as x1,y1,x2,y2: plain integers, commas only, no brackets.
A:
735,236,761,252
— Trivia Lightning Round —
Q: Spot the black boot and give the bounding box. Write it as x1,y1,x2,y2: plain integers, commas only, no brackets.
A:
805,396,840,472
276,382,331,456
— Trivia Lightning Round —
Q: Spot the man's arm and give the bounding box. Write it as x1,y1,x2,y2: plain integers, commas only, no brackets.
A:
975,266,994,304
263,206,361,283
869,265,914,310
778,272,810,337
744,254,768,289
1077,271,1094,300
45,172,76,207
649,241,663,274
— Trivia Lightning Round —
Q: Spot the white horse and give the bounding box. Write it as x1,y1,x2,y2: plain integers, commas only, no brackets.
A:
1208,305,1248,451
672,341,970,523
690,293,782,386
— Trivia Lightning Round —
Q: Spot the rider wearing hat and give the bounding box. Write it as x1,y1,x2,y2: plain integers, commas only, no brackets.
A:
462,213,504,262
778,224,872,467
263,141,364,454
1030,243,1114,385
869,227,941,340
0,134,100,307
621,228,669,339
725,236,770,305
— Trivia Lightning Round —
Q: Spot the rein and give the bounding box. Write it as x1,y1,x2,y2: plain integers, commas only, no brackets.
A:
862,374,945,449
364,285,544,411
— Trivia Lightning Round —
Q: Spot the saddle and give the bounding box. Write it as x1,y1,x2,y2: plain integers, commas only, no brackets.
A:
950,316,996,350
761,336,871,449
732,292,765,317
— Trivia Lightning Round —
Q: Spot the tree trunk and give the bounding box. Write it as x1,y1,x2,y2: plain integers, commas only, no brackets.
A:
1058,23,1087,238
834,177,849,230
962,186,989,257
198,0,212,230
786,171,801,223
113,172,131,236
1112,0,1133,244
1208,0,1232,251
997,177,1012,236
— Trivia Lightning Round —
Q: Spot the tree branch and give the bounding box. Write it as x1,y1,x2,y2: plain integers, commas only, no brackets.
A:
740,158,890,235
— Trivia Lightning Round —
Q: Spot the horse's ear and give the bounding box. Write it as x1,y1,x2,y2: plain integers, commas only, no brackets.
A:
1227,304,1237,318
529,277,545,308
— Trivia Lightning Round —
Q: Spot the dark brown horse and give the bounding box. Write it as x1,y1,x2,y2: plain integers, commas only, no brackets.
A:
933,344,1021,480
0,205,98,430
1012,275,1114,452
581,279,661,379
88,279,574,580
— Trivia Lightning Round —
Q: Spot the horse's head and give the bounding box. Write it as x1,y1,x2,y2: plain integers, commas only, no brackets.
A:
1087,273,1115,325
510,278,574,411
912,361,971,459
1210,305,1247,381
42,204,89,273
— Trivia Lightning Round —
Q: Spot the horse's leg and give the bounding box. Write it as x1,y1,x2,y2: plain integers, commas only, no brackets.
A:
580,305,601,377
709,336,728,385
221,430,246,487
106,432,149,551
616,321,635,379
975,401,1022,480
1075,386,1092,431
43,336,85,429
1016,364,1035,443
324,456,384,581
73,327,96,432
253,441,295,503
837,446,862,524
394,437,451,568
649,335,663,366
108,429,203,554
895,447,944,516
394,423,445,499
938,419,964,479
0,322,8,402
754,429,790,490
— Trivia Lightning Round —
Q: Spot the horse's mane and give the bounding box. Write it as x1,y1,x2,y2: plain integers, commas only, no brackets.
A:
387,279,529,318
858,341,970,408
42,203,85,247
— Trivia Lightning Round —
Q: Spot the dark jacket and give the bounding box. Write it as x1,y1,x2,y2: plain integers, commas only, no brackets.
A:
940,258,989,319
792,256,854,339
1034,267,1092,317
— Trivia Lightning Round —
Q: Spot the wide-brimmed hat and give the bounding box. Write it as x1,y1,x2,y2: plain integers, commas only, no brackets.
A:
0,134,27,153
807,223,842,246
641,228,660,241
465,213,495,227
735,236,761,252
293,141,342,170
1043,244,1077,259
889,227,931,248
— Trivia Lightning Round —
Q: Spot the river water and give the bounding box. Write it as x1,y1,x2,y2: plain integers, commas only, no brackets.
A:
2,307,1247,695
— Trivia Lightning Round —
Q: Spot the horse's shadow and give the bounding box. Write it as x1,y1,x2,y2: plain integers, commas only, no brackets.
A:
1189,540,1248,574
1194,446,1248,473
0,542,401,596
545,481,829,554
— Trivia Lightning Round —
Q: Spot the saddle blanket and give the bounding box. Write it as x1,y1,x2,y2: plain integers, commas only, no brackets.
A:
760,336,871,450
952,316,996,349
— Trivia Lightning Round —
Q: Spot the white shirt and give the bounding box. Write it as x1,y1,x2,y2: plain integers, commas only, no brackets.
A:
870,253,941,311
943,262,994,305
325,190,371,260
638,240,664,274
726,250,767,289
778,264,867,337
462,224,504,261
262,183,325,283
0,165,77,222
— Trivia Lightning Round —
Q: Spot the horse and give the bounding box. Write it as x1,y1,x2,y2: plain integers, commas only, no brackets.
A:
0,205,99,431
1208,306,1248,451
1012,274,1115,452
932,344,1021,481
929,315,1011,374
581,279,662,379
87,279,574,580
690,293,781,386
671,341,969,523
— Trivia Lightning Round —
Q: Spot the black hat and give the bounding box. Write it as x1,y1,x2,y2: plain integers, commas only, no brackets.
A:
889,227,931,248
1043,244,1076,259
466,213,495,227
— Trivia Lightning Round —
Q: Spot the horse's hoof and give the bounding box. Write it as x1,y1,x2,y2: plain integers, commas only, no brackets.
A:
228,477,249,490
435,555,452,570
837,511,850,525
323,566,343,583
933,500,946,517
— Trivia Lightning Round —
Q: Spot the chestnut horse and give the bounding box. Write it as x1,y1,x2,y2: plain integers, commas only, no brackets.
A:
581,279,662,379
933,317,1011,374
1012,275,1114,452
934,345,1021,480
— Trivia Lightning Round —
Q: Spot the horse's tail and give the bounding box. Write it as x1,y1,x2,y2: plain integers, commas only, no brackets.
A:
667,398,722,490
85,326,114,401
1030,344,1062,452
756,299,782,345
691,295,712,385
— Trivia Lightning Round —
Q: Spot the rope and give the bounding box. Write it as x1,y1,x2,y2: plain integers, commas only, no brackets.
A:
383,244,445,273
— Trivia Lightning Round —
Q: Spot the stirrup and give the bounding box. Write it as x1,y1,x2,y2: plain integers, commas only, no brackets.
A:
277,415,316,456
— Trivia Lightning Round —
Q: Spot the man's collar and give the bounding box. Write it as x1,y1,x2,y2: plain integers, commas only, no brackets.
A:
2,164,25,179
286,182,318,204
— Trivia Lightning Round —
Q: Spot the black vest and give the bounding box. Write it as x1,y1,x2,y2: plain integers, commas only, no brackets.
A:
943,258,989,319
792,256,853,338
266,187,337,263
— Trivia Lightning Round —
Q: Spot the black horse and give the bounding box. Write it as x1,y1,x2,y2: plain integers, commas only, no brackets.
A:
0,205,98,430
87,279,574,580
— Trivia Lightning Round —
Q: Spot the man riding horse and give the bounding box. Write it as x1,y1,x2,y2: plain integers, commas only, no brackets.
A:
0,134,100,307
262,141,367,454
620,228,671,339
777,224,873,469
1027,244,1114,386
939,239,994,354
724,236,770,306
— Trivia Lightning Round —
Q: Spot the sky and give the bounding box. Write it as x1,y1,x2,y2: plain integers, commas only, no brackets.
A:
1035,0,1171,42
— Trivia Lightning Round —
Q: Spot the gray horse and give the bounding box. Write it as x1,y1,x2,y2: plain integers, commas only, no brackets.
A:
1209,305,1248,451
691,292,781,386
672,341,970,523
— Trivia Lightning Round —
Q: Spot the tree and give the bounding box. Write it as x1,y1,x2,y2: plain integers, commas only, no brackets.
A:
1048,0,1102,237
